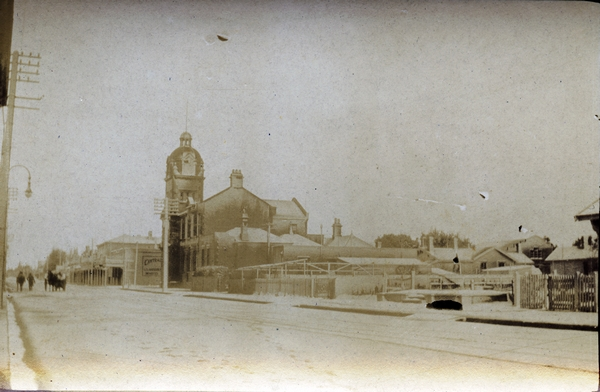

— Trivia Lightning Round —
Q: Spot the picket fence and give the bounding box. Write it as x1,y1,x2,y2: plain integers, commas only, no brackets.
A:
519,273,598,312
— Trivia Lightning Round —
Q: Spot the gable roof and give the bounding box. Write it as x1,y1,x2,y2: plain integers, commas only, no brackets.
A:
499,250,534,265
431,248,474,261
264,198,307,218
474,235,548,256
224,227,288,244
474,247,534,265
546,246,597,262
574,198,599,222
278,234,320,246
202,185,267,207
325,234,373,248
99,234,160,246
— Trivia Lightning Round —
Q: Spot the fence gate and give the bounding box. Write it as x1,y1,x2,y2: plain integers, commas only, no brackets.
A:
548,275,576,311
576,275,596,312
314,277,335,299
520,275,546,309
548,275,596,312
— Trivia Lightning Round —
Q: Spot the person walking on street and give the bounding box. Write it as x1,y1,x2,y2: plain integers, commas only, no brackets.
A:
27,273,35,291
16,271,25,292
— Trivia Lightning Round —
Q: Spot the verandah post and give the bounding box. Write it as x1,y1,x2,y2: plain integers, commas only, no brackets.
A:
514,272,520,308
595,271,598,314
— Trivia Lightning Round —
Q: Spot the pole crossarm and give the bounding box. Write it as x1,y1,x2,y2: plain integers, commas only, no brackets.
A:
16,52,41,59
15,95,43,100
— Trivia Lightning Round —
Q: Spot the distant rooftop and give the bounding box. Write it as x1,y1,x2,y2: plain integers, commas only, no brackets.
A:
337,257,423,266
225,227,288,244
99,234,160,246
546,246,597,262
325,234,373,248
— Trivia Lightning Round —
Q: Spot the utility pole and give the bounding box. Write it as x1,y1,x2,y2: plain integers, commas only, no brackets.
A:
0,51,41,309
266,222,271,263
155,197,176,292
162,198,170,292
133,241,138,286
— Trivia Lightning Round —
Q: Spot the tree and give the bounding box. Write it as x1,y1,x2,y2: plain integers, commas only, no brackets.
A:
374,234,419,248
45,248,67,271
420,228,473,248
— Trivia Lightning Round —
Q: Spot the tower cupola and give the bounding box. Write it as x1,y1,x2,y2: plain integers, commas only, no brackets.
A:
166,132,205,202
180,131,192,147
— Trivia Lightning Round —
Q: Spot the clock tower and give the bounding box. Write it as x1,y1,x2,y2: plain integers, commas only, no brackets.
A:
165,132,205,203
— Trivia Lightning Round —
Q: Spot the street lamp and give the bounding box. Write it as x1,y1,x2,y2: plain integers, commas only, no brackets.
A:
10,165,32,199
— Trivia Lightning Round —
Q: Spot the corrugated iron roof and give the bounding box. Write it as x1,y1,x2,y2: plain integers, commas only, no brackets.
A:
496,250,534,265
325,234,373,248
264,199,307,218
337,257,423,265
432,248,474,261
278,234,320,246
545,246,597,261
225,227,289,244
100,234,160,246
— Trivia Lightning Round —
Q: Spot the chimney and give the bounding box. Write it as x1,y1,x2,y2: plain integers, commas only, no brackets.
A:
230,169,244,188
428,236,434,254
332,218,342,239
240,208,249,241
148,231,153,238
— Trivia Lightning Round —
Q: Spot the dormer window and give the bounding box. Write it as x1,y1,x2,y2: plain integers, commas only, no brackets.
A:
529,247,542,260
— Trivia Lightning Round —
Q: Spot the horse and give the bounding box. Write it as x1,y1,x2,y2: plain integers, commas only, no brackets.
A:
47,271,66,291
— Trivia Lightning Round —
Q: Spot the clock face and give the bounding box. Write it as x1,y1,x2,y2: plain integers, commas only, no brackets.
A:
181,152,196,176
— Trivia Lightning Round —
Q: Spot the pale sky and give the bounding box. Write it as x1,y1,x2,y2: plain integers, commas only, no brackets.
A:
2,0,599,268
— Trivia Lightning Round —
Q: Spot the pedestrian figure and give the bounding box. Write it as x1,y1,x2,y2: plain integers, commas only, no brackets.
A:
44,272,48,291
16,271,25,292
27,273,35,291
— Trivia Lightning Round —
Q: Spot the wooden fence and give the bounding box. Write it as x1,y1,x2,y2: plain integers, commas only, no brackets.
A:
519,273,598,312
255,276,335,298
191,275,228,292
519,275,546,310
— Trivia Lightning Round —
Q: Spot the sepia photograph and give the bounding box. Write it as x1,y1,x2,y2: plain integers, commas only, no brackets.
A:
0,0,598,391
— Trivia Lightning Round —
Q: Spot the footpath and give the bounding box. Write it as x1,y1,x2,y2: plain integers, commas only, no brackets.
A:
0,306,8,390
127,286,598,331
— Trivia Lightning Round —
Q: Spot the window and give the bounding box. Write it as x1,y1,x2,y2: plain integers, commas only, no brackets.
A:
480,262,487,270
529,248,542,259
499,262,505,267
